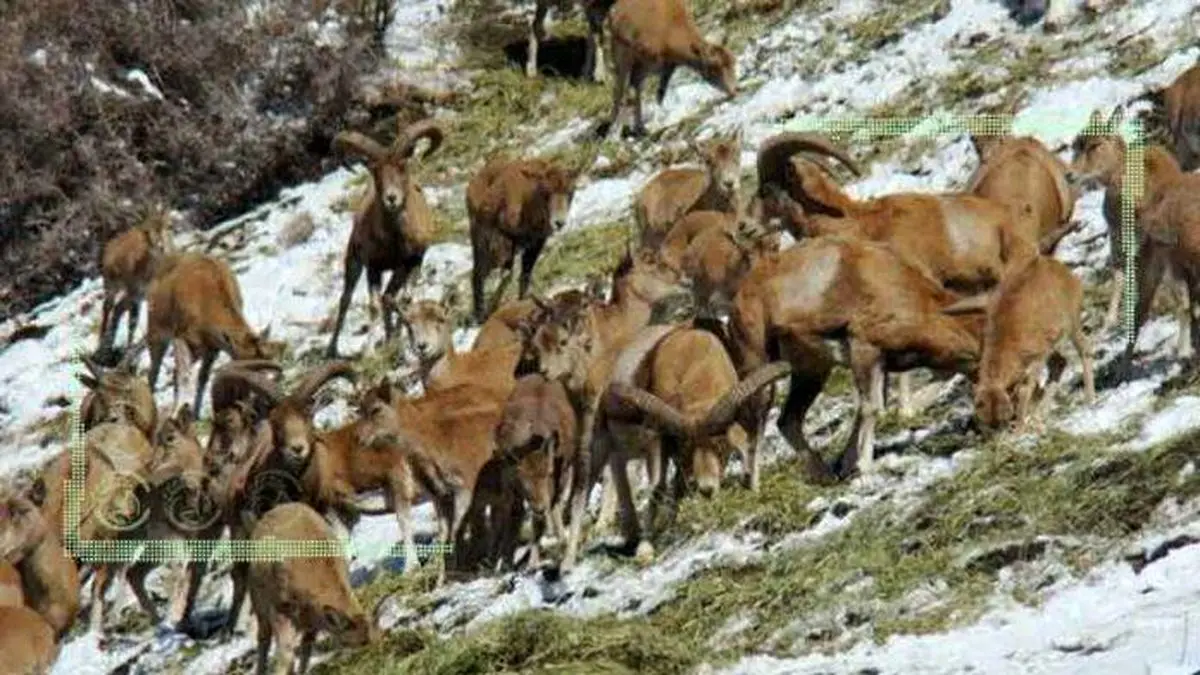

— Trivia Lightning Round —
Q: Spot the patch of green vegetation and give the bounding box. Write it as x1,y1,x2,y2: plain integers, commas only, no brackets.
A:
531,221,634,294
844,0,951,57
314,610,704,675
1111,36,1164,77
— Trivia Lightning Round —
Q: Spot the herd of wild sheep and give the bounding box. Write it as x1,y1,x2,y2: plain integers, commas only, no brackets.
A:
2,0,1200,672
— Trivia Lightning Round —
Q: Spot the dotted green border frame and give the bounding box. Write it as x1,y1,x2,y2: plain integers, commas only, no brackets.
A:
62,358,454,564
782,112,1143,345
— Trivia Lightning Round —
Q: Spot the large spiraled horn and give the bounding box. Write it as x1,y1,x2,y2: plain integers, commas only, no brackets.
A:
289,360,357,408
756,132,863,196
334,131,390,162
211,367,282,408
696,361,793,437
605,383,693,438
394,120,444,161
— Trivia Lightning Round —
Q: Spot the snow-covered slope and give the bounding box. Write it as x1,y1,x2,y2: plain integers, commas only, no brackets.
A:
4,0,1200,672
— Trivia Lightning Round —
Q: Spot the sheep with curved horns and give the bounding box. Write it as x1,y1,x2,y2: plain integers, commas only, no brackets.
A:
326,119,445,359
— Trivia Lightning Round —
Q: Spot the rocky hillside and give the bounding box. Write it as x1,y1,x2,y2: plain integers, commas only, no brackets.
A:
3,0,1200,673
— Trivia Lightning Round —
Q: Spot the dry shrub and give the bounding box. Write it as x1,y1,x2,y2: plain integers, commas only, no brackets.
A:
0,0,397,318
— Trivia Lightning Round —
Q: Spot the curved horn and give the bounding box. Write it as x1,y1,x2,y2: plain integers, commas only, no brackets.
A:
698,361,793,436
118,338,147,371
605,383,693,438
334,131,389,162
222,359,283,375
82,355,104,378
756,132,863,196
289,360,357,408
212,367,283,407
394,120,444,160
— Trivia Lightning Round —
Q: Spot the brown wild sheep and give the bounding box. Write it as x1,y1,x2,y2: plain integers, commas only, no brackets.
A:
1163,63,1200,172
354,355,521,585
492,373,579,570
727,236,986,482
0,487,82,640
326,120,444,359
0,605,58,674
466,156,580,323
145,252,284,416
248,502,379,675
96,204,174,361
966,133,1079,252
526,0,616,82
1066,108,1193,361
523,247,692,567
942,255,1095,432
602,0,738,139
635,132,743,249
601,327,791,557
78,346,157,440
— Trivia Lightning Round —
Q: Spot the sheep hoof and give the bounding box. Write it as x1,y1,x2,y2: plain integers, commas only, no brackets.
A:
634,540,655,564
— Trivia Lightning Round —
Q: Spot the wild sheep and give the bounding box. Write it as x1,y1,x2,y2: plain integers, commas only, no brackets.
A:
78,346,157,439
247,502,379,675
354,358,521,585
757,132,1046,421
526,0,616,82
600,327,791,557
942,255,1095,432
0,605,58,674
1120,146,1200,377
96,204,174,361
602,0,738,139
0,487,82,640
492,373,579,570
396,294,458,386
1163,63,1200,172
966,133,1080,252
635,133,743,250
524,247,692,567
466,156,580,323
326,120,444,359
145,252,284,416
1066,108,1192,359
727,235,985,482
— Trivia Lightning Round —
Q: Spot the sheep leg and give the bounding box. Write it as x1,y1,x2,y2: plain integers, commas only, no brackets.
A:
608,441,643,554
582,0,609,83
775,336,837,483
270,616,300,675
1104,267,1124,329
834,340,885,479
1172,273,1194,359
517,240,546,301
735,388,768,492
562,427,599,570
1119,242,1169,379
366,267,384,342
175,559,207,631
98,289,119,356
148,336,170,393
297,631,316,674
896,371,915,418
254,611,273,675
126,293,143,351
594,465,618,532
550,460,573,542
171,338,195,417
193,351,217,417
222,562,250,641
1068,308,1096,403
326,255,364,359
526,0,548,77
389,473,424,576
655,65,677,105
89,564,114,635
126,562,165,628
604,43,634,139
628,64,649,138
381,265,415,342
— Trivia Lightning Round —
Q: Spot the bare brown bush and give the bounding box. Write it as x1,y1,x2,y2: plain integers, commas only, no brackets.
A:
0,0,393,319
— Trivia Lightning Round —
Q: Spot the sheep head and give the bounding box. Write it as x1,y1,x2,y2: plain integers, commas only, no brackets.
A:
524,311,594,394
1066,107,1126,191
397,296,455,367
334,119,444,215
538,163,581,232
690,130,743,200
78,344,156,435
695,39,738,99
0,488,46,562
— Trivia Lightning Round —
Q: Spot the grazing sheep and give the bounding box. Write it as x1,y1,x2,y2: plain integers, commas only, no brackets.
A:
326,120,444,359
942,255,1095,432
1066,107,1192,360
466,156,580,323
602,0,737,138
247,502,379,675
145,252,284,416
601,327,791,557
635,132,743,249
96,204,174,361
727,236,986,482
